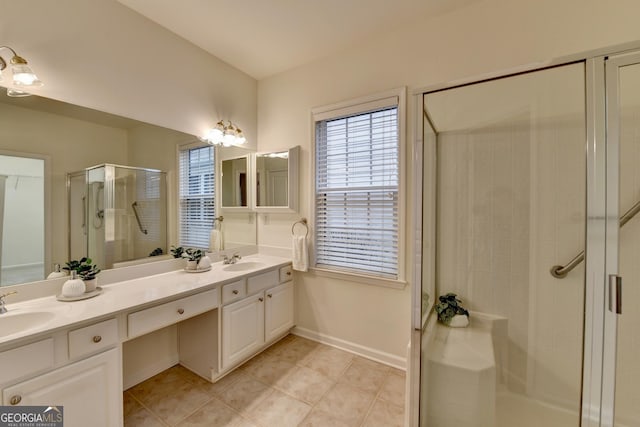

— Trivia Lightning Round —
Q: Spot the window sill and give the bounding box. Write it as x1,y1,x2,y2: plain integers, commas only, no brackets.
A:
307,267,407,290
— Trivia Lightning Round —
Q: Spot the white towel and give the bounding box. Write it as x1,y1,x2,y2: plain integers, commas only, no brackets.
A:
292,235,308,272
210,229,222,252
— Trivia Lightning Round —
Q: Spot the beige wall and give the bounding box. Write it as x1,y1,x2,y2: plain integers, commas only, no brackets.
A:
0,102,129,271
256,0,640,362
0,0,257,150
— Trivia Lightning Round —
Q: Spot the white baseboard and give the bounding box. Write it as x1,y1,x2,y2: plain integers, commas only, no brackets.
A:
292,326,406,370
123,354,180,390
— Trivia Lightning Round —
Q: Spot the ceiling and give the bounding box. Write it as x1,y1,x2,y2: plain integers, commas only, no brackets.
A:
117,0,474,80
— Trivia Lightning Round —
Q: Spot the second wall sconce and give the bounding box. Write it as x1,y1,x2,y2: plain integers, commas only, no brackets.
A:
201,120,247,147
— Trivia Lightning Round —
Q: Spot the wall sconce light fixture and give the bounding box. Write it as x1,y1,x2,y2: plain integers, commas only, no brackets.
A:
201,120,247,147
0,46,43,97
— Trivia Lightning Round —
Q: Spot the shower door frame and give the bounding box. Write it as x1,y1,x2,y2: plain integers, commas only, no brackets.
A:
597,49,640,427
410,49,638,426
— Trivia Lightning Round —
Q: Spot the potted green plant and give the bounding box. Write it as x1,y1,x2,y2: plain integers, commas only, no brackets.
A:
183,248,204,270
435,293,469,327
170,246,185,259
64,257,101,292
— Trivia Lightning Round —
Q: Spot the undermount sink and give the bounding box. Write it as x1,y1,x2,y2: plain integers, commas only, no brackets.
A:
223,261,267,272
0,311,56,338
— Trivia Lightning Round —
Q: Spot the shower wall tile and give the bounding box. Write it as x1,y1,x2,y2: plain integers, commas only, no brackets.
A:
437,115,585,412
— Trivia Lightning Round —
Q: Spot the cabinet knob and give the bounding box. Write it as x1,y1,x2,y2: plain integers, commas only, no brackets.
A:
177,308,185,314
286,271,292,276
232,290,239,295
10,395,21,405
92,335,102,343
258,297,264,302
267,294,273,298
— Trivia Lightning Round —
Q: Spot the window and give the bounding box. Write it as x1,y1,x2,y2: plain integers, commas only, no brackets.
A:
179,144,215,248
314,94,400,279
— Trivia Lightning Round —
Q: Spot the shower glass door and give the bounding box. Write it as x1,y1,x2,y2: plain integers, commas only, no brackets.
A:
419,62,587,426
605,51,640,427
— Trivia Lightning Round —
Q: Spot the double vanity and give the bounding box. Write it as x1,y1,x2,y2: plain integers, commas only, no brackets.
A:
0,254,294,427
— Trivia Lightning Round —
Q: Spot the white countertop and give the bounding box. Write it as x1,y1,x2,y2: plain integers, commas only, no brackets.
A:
0,254,291,347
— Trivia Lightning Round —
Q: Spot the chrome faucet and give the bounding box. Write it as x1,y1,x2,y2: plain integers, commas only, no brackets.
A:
0,291,17,314
222,253,242,265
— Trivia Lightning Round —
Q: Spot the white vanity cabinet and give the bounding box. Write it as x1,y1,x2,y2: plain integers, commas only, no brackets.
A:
221,264,294,371
0,318,122,427
264,281,294,343
222,292,265,368
2,348,121,427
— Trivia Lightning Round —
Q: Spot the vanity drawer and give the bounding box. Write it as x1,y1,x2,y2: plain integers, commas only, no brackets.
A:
0,338,54,384
279,265,293,283
247,269,279,295
222,279,246,305
68,318,118,360
128,288,219,339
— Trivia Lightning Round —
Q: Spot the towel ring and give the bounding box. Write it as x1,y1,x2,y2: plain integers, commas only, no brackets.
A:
291,218,309,237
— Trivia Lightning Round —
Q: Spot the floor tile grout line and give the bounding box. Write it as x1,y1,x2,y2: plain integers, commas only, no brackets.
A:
125,390,172,427
172,393,220,426
124,335,405,427
375,370,406,410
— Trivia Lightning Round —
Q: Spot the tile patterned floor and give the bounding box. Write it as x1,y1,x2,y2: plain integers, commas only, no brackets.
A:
124,335,405,427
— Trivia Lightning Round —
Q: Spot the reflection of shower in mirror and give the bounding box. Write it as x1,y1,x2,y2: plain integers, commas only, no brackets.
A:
92,182,104,229
67,164,168,270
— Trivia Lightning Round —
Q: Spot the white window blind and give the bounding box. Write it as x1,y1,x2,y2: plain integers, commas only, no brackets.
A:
179,145,215,249
315,104,399,278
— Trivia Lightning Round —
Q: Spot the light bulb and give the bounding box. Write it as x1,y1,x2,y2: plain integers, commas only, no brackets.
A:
11,63,42,86
223,132,236,145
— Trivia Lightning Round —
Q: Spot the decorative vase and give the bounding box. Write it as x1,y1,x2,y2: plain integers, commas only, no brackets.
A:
186,260,197,270
47,263,68,279
197,255,211,270
61,272,85,297
448,314,469,328
83,278,98,293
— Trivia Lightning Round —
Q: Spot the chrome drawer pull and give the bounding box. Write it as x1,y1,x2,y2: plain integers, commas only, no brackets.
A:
92,335,102,343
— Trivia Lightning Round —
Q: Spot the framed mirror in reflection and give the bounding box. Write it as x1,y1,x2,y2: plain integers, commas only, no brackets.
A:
254,146,299,212
221,155,250,210
0,89,257,287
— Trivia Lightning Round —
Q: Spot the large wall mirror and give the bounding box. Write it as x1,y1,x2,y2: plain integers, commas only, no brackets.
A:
254,146,299,212
0,89,257,287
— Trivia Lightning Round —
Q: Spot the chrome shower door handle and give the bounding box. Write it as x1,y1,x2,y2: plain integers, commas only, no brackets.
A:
609,274,622,314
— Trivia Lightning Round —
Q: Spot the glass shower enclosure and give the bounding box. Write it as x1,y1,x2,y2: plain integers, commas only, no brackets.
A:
412,49,640,426
67,164,167,270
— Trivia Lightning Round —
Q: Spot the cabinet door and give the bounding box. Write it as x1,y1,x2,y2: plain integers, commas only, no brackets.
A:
222,293,265,370
265,281,294,343
2,348,122,427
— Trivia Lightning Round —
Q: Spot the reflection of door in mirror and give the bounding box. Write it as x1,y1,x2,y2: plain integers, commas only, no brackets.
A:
268,168,288,206
0,154,45,286
256,153,288,207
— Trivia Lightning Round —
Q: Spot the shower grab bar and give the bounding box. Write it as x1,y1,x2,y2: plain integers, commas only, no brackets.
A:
551,198,640,278
131,202,148,235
